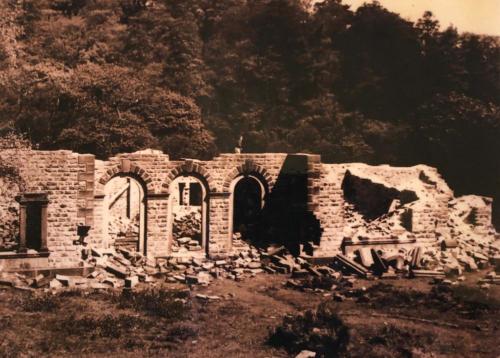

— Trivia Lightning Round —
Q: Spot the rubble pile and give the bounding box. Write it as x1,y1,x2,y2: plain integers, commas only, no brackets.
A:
342,201,415,243
0,177,20,251
172,211,202,253
0,241,268,291
335,193,500,280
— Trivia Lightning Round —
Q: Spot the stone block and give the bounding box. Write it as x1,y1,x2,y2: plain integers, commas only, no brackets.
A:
125,276,139,288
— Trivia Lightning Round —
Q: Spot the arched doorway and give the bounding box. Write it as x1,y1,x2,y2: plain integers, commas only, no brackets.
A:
104,175,146,253
231,175,266,245
167,176,208,256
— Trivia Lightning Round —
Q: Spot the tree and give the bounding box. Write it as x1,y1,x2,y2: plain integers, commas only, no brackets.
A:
411,92,500,197
334,2,423,120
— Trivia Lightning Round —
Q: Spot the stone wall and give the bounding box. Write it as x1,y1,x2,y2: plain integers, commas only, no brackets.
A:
0,149,87,269
0,148,494,271
310,163,455,256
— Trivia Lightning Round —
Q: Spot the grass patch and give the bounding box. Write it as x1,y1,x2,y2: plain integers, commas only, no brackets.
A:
355,282,499,319
367,324,436,357
53,314,149,339
269,301,349,357
116,288,189,320
18,292,60,312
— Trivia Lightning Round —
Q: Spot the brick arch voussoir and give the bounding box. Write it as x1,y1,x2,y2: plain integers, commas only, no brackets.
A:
223,161,273,192
164,161,213,193
97,163,154,194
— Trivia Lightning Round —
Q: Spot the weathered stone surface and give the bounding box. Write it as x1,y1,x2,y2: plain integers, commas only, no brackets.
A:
0,147,497,274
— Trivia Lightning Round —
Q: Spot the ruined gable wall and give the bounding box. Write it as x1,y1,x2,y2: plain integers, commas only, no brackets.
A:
311,163,455,256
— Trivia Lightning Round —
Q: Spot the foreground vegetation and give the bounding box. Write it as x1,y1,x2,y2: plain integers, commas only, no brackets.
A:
0,274,498,357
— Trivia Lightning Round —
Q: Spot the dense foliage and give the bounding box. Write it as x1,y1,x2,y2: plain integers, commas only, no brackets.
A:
0,0,499,221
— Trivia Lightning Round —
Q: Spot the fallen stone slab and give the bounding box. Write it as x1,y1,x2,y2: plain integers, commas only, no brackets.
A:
371,249,387,275
197,272,211,285
50,279,63,289
267,245,286,257
246,261,261,269
410,247,423,268
295,350,316,358
114,256,132,267
286,279,301,289
333,254,369,278
0,277,15,287
411,269,445,279
105,264,128,279
90,282,110,290
357,247,374,268
441,239,459,250
125,276,139,288
263,265,277,274
55,274,72,287
385,254,405,271
173,275,186,282
32,275,51,288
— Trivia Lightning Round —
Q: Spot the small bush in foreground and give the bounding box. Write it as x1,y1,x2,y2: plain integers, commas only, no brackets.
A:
269,302,349,357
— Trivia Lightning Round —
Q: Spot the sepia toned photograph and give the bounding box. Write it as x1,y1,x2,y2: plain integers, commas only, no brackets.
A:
0,0,499,357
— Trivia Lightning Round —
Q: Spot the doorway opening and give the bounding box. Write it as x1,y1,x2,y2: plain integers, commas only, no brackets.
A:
104,175,146,253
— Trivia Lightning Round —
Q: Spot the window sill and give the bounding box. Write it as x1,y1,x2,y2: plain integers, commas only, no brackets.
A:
0,251,50,259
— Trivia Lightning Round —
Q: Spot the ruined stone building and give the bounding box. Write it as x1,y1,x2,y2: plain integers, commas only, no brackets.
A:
0,148,497,272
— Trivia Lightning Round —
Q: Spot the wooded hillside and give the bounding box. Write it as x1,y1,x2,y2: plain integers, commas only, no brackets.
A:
0,0,499,223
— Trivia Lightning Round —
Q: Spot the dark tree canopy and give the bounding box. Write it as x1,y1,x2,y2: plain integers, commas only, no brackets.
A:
0,0,499,224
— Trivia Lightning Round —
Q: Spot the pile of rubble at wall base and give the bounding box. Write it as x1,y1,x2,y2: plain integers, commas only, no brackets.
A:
51,243,265,290
260,242,500,294
0,244,267,291
334,194,500,281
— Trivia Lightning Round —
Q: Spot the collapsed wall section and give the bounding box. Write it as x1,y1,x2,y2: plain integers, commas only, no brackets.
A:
311,163,455,257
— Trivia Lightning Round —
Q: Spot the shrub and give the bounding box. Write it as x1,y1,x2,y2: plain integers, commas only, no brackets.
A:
269,302,349,357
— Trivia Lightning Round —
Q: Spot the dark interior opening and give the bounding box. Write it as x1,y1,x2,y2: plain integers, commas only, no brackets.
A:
26,204,42,251
233,176,263,243
255,155,322,256
342,170,418,221
189,182,203,206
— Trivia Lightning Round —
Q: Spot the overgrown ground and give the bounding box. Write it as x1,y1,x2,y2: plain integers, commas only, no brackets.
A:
0,273,498,357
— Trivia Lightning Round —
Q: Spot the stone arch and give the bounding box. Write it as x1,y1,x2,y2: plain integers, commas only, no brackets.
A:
165,161,211,257
97,159,154,194
164,160,214,193
222,160,274,192
226,162,272,249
